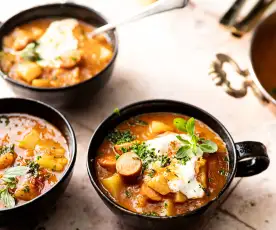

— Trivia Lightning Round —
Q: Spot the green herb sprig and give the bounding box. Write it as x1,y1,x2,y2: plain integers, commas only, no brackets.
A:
0,166,29,208
20,42,41,61
174,118,218,163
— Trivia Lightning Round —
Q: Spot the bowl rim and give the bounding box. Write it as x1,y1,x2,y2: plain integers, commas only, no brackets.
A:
0,2,119,92
0,97,77,212
86,99,237,219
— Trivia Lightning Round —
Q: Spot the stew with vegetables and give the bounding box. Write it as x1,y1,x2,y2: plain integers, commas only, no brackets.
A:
0,114,69,208
0,18,113,88
96,113,229,216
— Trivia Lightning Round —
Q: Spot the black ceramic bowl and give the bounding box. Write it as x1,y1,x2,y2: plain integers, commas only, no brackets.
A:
0,3,118,108
0,98,76,227
87,99,269,230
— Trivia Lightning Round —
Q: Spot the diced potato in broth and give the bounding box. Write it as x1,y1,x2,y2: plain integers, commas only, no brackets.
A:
96,113,229,216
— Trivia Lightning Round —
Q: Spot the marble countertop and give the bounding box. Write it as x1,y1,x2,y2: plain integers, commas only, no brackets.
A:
0,1,275,229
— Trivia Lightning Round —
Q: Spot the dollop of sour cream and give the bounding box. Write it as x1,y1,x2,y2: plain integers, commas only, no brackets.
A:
145,133,205,199
36,19,79,67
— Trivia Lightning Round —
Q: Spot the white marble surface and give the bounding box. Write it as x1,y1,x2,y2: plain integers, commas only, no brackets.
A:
0,0,275,230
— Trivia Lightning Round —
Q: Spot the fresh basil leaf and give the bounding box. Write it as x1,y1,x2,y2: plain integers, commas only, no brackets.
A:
191,135,198,144
176,135,190,145
173,118,187,132
196,146,203,155
0,189,15,208
200,140,218,153
176,145,191,159
3,166,29,178
186,118,195,136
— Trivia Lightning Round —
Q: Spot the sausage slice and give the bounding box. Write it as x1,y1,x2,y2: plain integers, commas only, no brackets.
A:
116,152,142,178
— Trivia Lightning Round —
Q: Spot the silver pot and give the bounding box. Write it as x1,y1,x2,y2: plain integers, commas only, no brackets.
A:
209,11,276,113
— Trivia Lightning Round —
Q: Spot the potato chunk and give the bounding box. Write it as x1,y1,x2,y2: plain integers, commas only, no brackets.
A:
101,173,123,199
35,139,66,157
12,29,33,51
32,79,50,87
150,121,173,134
163,199,175,216
59,50,82,68
14,183,39,201
98,155,116,172
0,53,15,73
174,192,187,203
0,152,16,169
15,61,42,83
36,154,68,172
140,183,162,201
147,175,171,195
99,46,113,63
19,129,40,150
195,158,207,188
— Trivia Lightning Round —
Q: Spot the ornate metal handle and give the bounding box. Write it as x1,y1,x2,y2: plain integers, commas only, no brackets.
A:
209,53,269,103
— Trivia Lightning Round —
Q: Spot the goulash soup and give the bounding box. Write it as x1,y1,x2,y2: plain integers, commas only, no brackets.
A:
0,114,69,208
96,113,229,217
0,18,113,88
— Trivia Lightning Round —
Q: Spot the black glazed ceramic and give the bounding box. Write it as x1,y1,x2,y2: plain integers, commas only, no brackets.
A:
0,98,76,227
0,3,118,108
87,99,269,230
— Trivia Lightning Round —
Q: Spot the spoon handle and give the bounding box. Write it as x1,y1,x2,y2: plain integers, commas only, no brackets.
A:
91,0,189,37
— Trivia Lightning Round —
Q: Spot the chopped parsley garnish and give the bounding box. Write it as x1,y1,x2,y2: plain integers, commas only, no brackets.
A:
27,160,40,177
173,117,218,165
130,142,156,171
143,212,158,216
224,156,229,162
120,147,128,153
208,178,214,182
115,153,120,160
71,56,77,61
219,169,227,176
107,129,135,145
164,202,168,208
23,185,30,193
158,155,171,167
0,144,14,156
0,116,9,126
148,169,156,178
125,190,132,198
127,118,148,126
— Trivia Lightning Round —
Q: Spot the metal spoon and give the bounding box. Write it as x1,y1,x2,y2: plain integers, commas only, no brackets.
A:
90,0,189,37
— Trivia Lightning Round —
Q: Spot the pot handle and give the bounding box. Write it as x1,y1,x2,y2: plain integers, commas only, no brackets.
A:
235,141,269,177
209,53,268,102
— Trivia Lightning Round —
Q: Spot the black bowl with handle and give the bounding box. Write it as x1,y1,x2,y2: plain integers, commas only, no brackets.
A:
0,3,118,108
87,99,269,230
0,98,76,227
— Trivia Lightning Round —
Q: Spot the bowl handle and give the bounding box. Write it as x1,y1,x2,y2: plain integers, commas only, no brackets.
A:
235,141,270,177
209,53,269,103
